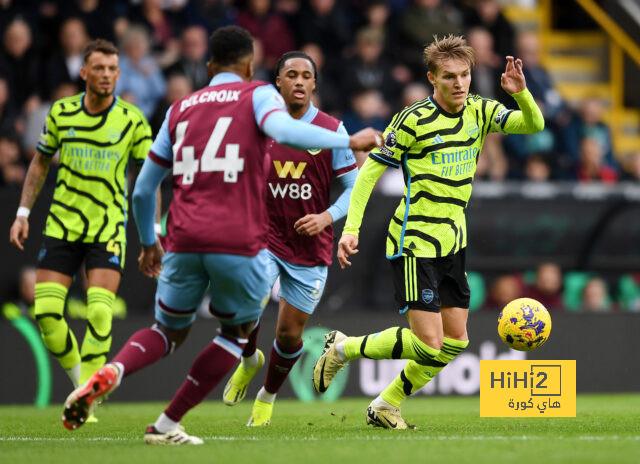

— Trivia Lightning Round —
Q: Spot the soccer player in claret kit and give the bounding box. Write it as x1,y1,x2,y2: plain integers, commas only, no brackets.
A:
313,35,544,428
222,51,358,425
8,40,153,420
62,26,381,443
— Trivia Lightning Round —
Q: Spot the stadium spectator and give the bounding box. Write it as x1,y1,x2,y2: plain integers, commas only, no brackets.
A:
580,277,613,312
563,98,615,168
400,81,430,108
393,0,463,79
236,0,296,72
0,77,18,135
515,31,567,126
116,26,167,118
617,273,640,312
524,154,552,182
467,26,510,106
149,74,192,136
251,38,271,82
164,25,209,91
62,0,118,42
295,0,352,66
484,274,523,310
621,151,640,181
461,0,515,58
0,19,40,112
524,262,565,310
300,42,343,113
503,99,557,179
475,133,508,181
127,0,184,54
575,136,618,183
42,17,88,100
341,27,402,107
0,134,25,188
22,82,79,154
341,88,389,134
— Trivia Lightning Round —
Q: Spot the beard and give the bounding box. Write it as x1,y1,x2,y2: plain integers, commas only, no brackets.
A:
89,83,113,98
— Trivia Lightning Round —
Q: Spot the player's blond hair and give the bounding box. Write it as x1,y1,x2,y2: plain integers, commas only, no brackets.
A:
423,35,476,74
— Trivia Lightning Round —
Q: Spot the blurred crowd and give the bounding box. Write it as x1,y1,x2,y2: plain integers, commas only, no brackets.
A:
1,0,640,189
0,1,638,316
476,263,640,313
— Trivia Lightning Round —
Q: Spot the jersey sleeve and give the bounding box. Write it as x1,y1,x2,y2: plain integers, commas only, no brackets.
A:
36,106,60,156
332,123,357,176
252,84,287,128
485,89,544,135
131,111,153,165
368,111,416,169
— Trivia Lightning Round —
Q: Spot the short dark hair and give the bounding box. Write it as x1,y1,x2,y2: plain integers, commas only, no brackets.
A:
83,39,118,63
275,51,317,80
209,26,254,66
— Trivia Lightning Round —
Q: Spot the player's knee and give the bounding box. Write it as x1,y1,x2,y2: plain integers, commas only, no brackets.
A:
155,322,191,351
443,328,468,341
86,304,112,330
275,326,303,347
220,320,256,340
414,330,443,350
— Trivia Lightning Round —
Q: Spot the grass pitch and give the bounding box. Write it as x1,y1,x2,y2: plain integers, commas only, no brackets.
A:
1,394,638,464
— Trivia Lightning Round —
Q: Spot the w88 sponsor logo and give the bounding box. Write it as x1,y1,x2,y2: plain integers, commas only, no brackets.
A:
269,182,312,199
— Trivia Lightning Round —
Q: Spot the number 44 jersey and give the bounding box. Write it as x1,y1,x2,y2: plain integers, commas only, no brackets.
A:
151,80,272,255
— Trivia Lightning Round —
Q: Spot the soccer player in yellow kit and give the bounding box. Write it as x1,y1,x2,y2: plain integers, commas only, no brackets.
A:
314,35,544,429
9,40,153,406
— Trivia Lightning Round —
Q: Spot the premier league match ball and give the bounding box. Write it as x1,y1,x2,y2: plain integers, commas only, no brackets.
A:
497,298,552,351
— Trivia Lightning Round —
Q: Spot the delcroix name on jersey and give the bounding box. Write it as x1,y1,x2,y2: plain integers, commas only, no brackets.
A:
180,89,241,111
269,160,312,200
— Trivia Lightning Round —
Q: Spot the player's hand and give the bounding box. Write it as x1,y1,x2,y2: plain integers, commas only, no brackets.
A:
9,216,29,251
501,56,526,95
294,211,333,237
138,242,164,278
337,233,359,269
349,128,384,151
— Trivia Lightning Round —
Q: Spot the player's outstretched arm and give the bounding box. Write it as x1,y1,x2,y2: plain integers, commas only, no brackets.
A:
262,110,382,151
498,56,544,134
9,151,53,250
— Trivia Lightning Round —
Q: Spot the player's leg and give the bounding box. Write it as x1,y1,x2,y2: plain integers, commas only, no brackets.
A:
223,251,282,406
147,250,271,445
78,241,125,383
248,259,325,425
314,256,443,394
78,268,120,384
62,252,206,430
373,253,471,426
34,237,83,387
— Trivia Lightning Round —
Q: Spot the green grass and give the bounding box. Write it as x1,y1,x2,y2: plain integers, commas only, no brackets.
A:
1,394,638,464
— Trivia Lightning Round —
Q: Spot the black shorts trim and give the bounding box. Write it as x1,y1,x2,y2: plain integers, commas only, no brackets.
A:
389,249,470,313
37,236,126,276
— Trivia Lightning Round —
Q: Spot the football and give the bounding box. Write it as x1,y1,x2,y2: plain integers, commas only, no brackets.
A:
497,298,552,351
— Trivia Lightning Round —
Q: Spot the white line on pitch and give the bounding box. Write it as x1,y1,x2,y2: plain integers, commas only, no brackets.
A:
1,435,639,442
